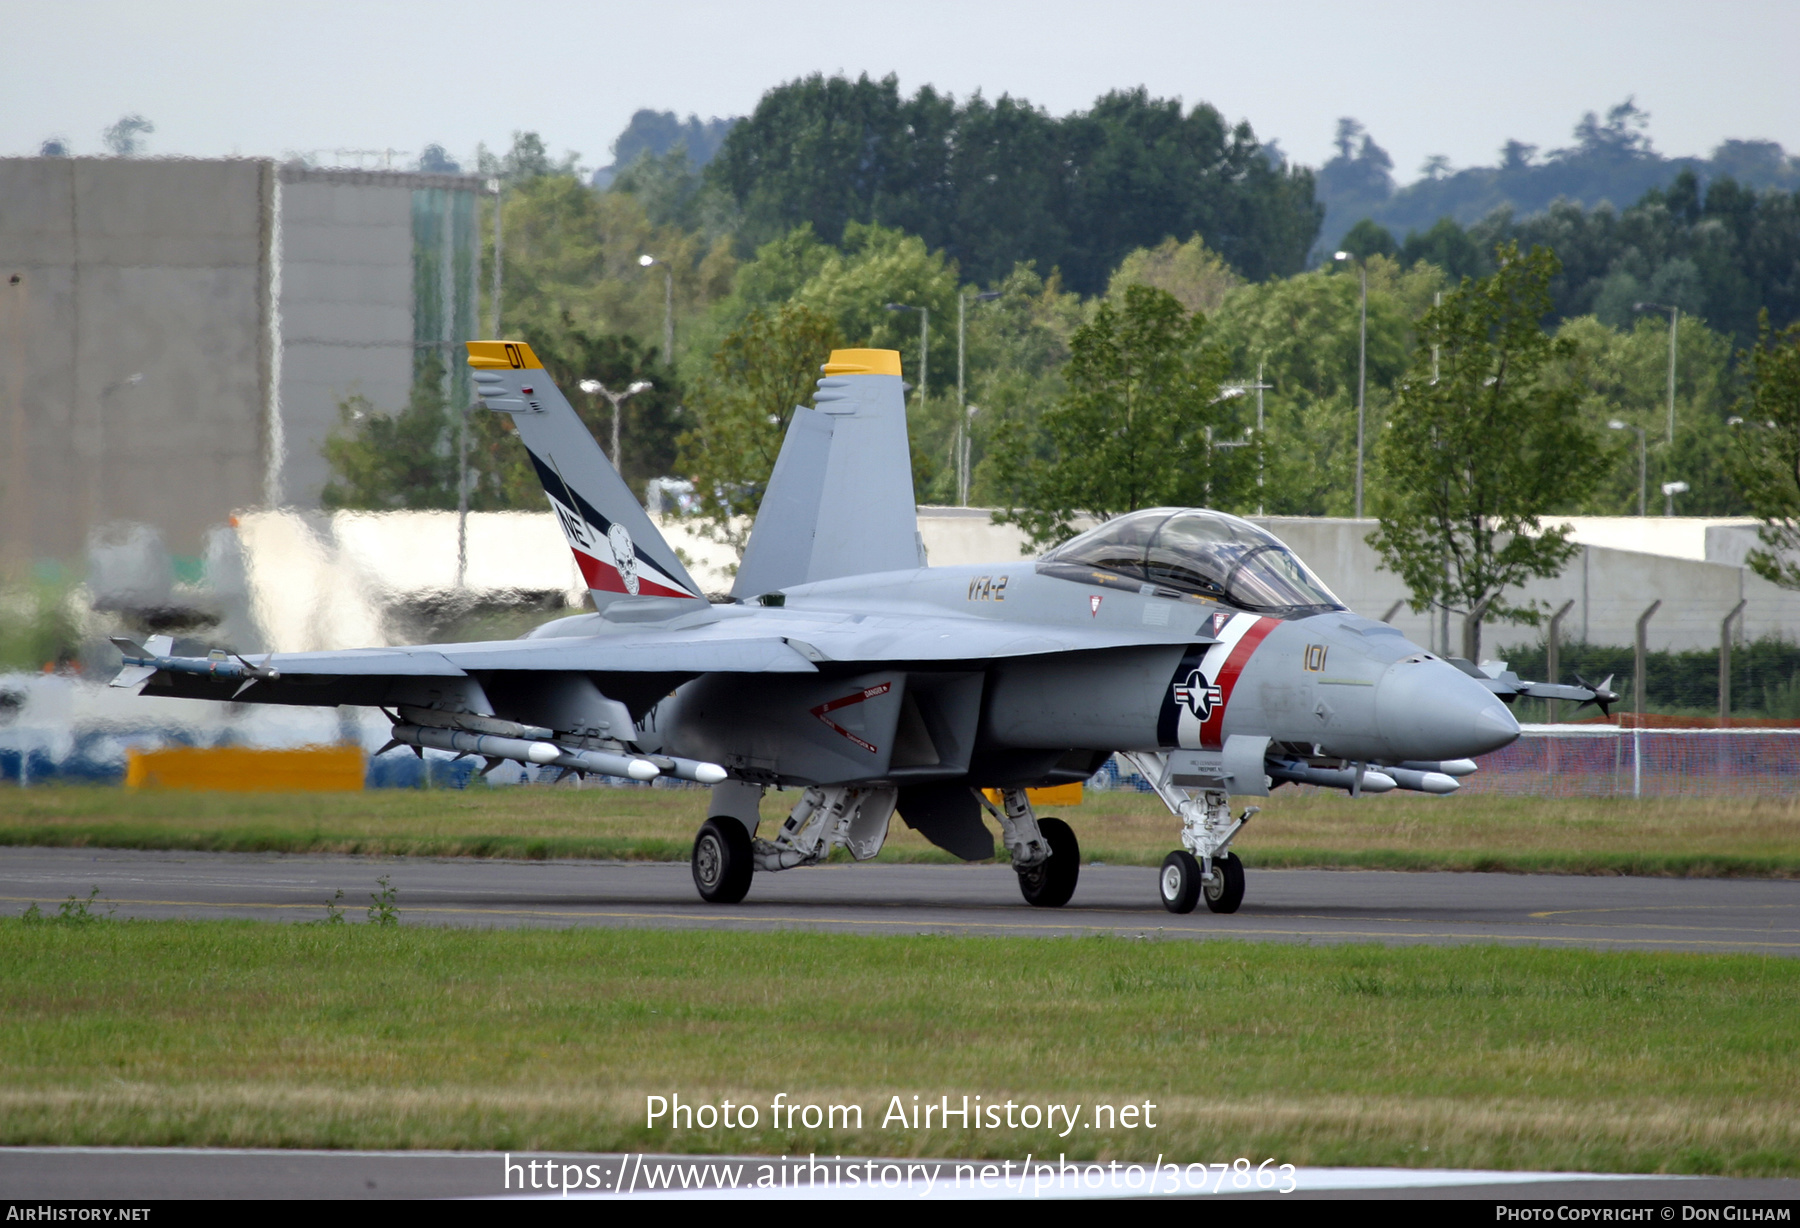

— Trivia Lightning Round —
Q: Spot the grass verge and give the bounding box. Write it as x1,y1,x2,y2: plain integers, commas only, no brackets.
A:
2,786,1798,877
1,919,1795,1173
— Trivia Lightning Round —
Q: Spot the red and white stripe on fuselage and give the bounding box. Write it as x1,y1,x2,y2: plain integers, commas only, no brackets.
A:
1169,612,1279,750
547,491,696,601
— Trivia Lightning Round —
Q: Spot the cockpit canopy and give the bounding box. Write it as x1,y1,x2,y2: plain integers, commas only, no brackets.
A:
1039,508,1344,617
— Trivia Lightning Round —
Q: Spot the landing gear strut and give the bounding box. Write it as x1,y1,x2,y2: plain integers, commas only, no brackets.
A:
1124,751,1257,915
976,788,1080,908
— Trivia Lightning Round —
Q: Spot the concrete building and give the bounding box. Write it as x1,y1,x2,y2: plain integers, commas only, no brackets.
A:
0,157,484,569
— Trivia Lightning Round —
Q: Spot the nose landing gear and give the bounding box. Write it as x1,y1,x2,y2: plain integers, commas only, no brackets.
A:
1125,751,1257,915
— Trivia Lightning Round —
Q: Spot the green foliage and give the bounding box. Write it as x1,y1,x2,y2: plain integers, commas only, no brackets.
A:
1337,218,1398,261
495,173,735,365
1400,217,1492,282
962,264,1087,507
321,326,680,513
1206,256,1440,515
992,285,1230,547
1729,316,1800,587
1105,235,1240,315
21,886,110,925
1389,172,1800,350
1368,244,1607,647
320,353,462,511
0,574,81,672
367,876,398,927
678,303,844,558
530,324,685,501
1557,313,1740,515
708,75,1320,293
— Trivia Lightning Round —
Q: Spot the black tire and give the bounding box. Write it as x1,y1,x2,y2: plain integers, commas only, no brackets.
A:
1159,850,1201,914
692,817,754,904
1017,817,1080,908
1203,851,1245,914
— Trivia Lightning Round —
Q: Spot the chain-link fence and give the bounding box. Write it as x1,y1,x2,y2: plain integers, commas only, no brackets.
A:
1088,728,1800,799
1497,637,1800,723
1460,727,1800,798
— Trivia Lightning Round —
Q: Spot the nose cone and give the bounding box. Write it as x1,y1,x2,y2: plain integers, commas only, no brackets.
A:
1376,658,1520,761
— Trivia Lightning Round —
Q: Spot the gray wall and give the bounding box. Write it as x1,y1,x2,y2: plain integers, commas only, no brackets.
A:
1255,518,1785,655
0,157,272,564
0,159,484,566
275,168,415,508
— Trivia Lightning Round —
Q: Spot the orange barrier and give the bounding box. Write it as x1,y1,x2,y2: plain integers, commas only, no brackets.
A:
982,783,1083,808
125,746,366,792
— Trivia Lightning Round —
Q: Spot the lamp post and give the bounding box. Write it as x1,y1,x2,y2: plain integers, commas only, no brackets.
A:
961,404,980,506
1633,301,1678,447
1334,251,1368,518
956,290,1001,505
487,179,503,339
1661,479,1689,517
639,254,674,363
885,302,928,416
580,377,653,475
1609,419,1647,517
1219,365,1275,515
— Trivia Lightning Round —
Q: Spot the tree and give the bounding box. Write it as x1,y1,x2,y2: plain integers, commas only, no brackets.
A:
320,333,679,513
1205,255,1439,515
1105,235,1239,314
1337,218,1398,261
101,114,153,157
677,304,845,558
1556,313,1739,516
493,171,736,370
707,75,1320,293
1367,243,1607,659
530,324,685,501
320,353,461,511
992,284,1230,548
1729,315,1800,587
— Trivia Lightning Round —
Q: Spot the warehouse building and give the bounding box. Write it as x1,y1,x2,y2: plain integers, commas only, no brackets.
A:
0,156,484,568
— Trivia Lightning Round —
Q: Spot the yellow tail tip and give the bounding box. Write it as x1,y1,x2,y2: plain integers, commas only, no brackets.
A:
467,340,543,370
822,348,902,377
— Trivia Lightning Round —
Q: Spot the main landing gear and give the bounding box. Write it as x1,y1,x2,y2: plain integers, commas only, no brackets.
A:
691,782,898,905
976,788,1080,908
1124,751,1257,916
689,781,1082,910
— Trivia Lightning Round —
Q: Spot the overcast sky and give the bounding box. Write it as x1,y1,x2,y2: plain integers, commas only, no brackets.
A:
9,0,1797,181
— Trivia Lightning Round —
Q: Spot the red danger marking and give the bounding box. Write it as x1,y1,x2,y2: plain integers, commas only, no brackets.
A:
810,683,892,754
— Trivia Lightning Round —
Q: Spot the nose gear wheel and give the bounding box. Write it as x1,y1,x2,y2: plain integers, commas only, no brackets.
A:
1203,851,1245,913
1159,850,1202,913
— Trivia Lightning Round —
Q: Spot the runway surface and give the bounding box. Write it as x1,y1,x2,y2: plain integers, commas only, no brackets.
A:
2,1147,1796,1201
2,846,1797,953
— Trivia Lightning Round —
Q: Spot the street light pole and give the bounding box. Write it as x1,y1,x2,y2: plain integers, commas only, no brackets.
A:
581,377,654,476
1634,301,1679,447
487,179,503,339
885,302,929,416
956,290,1001,506
1334,251,1368,518
640,255,674,363
1609,419,1647,516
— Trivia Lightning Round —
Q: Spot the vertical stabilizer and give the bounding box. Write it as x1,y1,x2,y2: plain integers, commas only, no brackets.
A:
467,341,706,615
732,349,923,598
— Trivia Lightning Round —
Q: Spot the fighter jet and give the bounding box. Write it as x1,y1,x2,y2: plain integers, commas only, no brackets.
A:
112,342,1611,914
